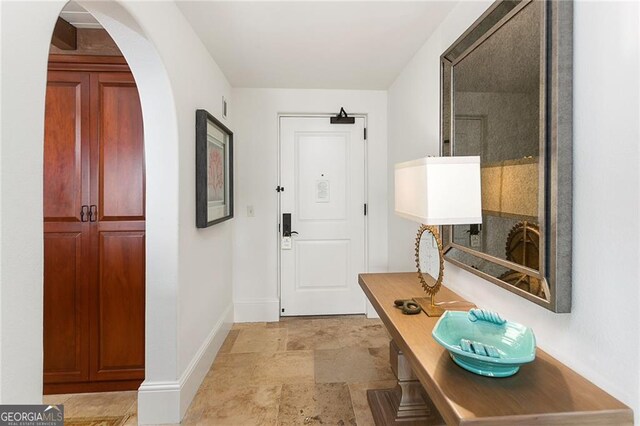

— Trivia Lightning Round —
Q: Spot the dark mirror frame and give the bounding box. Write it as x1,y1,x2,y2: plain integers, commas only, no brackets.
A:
440,0,573,312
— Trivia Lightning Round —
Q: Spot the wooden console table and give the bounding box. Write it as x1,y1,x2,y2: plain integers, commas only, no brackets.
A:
359,272,633,425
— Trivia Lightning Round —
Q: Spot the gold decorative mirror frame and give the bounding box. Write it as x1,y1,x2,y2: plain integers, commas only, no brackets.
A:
413,225,445,317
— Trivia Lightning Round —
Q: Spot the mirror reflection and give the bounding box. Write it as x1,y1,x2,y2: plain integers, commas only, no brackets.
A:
418,230,441,287
448,1,544,298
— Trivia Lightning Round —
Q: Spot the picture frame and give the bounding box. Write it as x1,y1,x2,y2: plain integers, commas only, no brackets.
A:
196,109,234,228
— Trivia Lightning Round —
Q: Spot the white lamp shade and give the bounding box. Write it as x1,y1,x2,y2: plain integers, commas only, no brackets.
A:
395,156,482,225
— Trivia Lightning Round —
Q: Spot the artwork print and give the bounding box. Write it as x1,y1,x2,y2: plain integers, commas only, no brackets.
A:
207,137,225,204
196,109,233,228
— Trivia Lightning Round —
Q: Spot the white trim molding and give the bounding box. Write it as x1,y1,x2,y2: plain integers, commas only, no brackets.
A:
366,300,380,319
234,298,280,322
138,305,233,424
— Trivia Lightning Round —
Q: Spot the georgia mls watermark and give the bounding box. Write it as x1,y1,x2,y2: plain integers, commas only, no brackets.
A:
0,405,63,426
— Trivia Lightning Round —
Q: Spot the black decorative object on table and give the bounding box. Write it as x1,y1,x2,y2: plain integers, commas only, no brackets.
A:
394,299,422,315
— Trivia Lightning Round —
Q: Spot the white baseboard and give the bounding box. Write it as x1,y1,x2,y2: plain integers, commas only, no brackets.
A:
234,298,280,322
179,305,233,417
137,381,181,424
138,305,234,425
366,300,380,319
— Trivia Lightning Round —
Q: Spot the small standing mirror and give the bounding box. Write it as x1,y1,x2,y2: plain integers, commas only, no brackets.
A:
415,225,444,315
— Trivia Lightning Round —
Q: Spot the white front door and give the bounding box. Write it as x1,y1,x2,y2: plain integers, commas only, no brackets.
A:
279,116,366,316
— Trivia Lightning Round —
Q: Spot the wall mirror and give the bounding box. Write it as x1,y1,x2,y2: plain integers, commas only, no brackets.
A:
440,0,573,312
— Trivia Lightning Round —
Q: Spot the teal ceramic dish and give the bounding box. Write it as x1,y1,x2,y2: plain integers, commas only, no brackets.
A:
432,309,536,377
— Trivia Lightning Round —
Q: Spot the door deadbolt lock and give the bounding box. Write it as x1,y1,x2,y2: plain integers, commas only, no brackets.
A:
282,213,298,237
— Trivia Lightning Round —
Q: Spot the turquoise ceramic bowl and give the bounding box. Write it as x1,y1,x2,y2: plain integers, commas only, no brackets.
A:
432,310,536,377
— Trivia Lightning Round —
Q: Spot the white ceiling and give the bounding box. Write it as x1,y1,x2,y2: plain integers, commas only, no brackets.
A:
177,1,457,89
61,1,102,29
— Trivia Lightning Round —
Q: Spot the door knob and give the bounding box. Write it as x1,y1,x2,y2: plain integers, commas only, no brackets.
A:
89,205,97,222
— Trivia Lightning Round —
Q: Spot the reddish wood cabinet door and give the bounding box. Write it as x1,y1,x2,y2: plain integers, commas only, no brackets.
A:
90,72,145,382
43,59,145,393
43,71,91,384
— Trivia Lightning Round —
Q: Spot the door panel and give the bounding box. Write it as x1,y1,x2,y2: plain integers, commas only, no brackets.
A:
43,232,90,383
43,71,91,385
91,231,145,381
44,72,90,221
96,73,145,221
296,240,350,289
297,134,347,221
280,117,366,316
89,71,146,382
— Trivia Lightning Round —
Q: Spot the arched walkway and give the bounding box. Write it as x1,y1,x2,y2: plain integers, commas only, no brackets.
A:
0,0,180,421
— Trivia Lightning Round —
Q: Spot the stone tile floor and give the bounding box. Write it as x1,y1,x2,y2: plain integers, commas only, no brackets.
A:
44,315,395,425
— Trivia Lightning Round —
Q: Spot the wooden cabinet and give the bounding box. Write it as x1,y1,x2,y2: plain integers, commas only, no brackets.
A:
43,56,145,394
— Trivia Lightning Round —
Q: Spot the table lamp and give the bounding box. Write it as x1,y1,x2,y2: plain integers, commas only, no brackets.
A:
395,156,482,316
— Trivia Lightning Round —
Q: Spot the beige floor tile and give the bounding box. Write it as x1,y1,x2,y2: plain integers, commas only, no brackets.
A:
277,317,315,329
44,316,396,425
286,320,389,351
201,352,262,390
194,385,281,425
122,413,138,426
218,329,240,354
341,322,391,349
315,347,394,384
43,394,73,406
252,351,315,385
309,316,377,328
126,398,137,415
277,382,356,426
282,315,372,332
62,391,137,418
232,322,268,330
348,380,398,426
367,346,393,371
285,323,349,351
231,327,288,353
202,350,315,391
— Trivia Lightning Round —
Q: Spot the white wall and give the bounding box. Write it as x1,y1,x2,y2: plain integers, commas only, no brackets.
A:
232,89,388,321
0,0,65,404
0,1,233,423
388,0,640,420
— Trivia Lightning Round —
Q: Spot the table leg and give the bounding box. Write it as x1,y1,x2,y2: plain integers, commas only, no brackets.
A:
367,340,444,425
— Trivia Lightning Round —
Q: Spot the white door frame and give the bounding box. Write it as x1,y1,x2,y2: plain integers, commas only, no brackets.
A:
276,113,369,315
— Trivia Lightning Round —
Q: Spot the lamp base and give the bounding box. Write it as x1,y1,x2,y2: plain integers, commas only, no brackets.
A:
413,297,445,317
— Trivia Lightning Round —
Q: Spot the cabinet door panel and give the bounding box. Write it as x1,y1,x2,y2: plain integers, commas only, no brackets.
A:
44,72,90,222
43,231,89,383
43,71,91,385
91,231,145,381
96,73,144,221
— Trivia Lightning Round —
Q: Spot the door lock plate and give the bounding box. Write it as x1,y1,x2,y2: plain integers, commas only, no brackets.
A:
281,236,292,250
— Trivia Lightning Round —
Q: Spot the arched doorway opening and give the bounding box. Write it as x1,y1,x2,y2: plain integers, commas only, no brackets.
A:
0,0,180,421
43,7,146,395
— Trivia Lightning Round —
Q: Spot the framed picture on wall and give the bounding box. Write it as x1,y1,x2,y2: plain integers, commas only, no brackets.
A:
196,109,234,228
